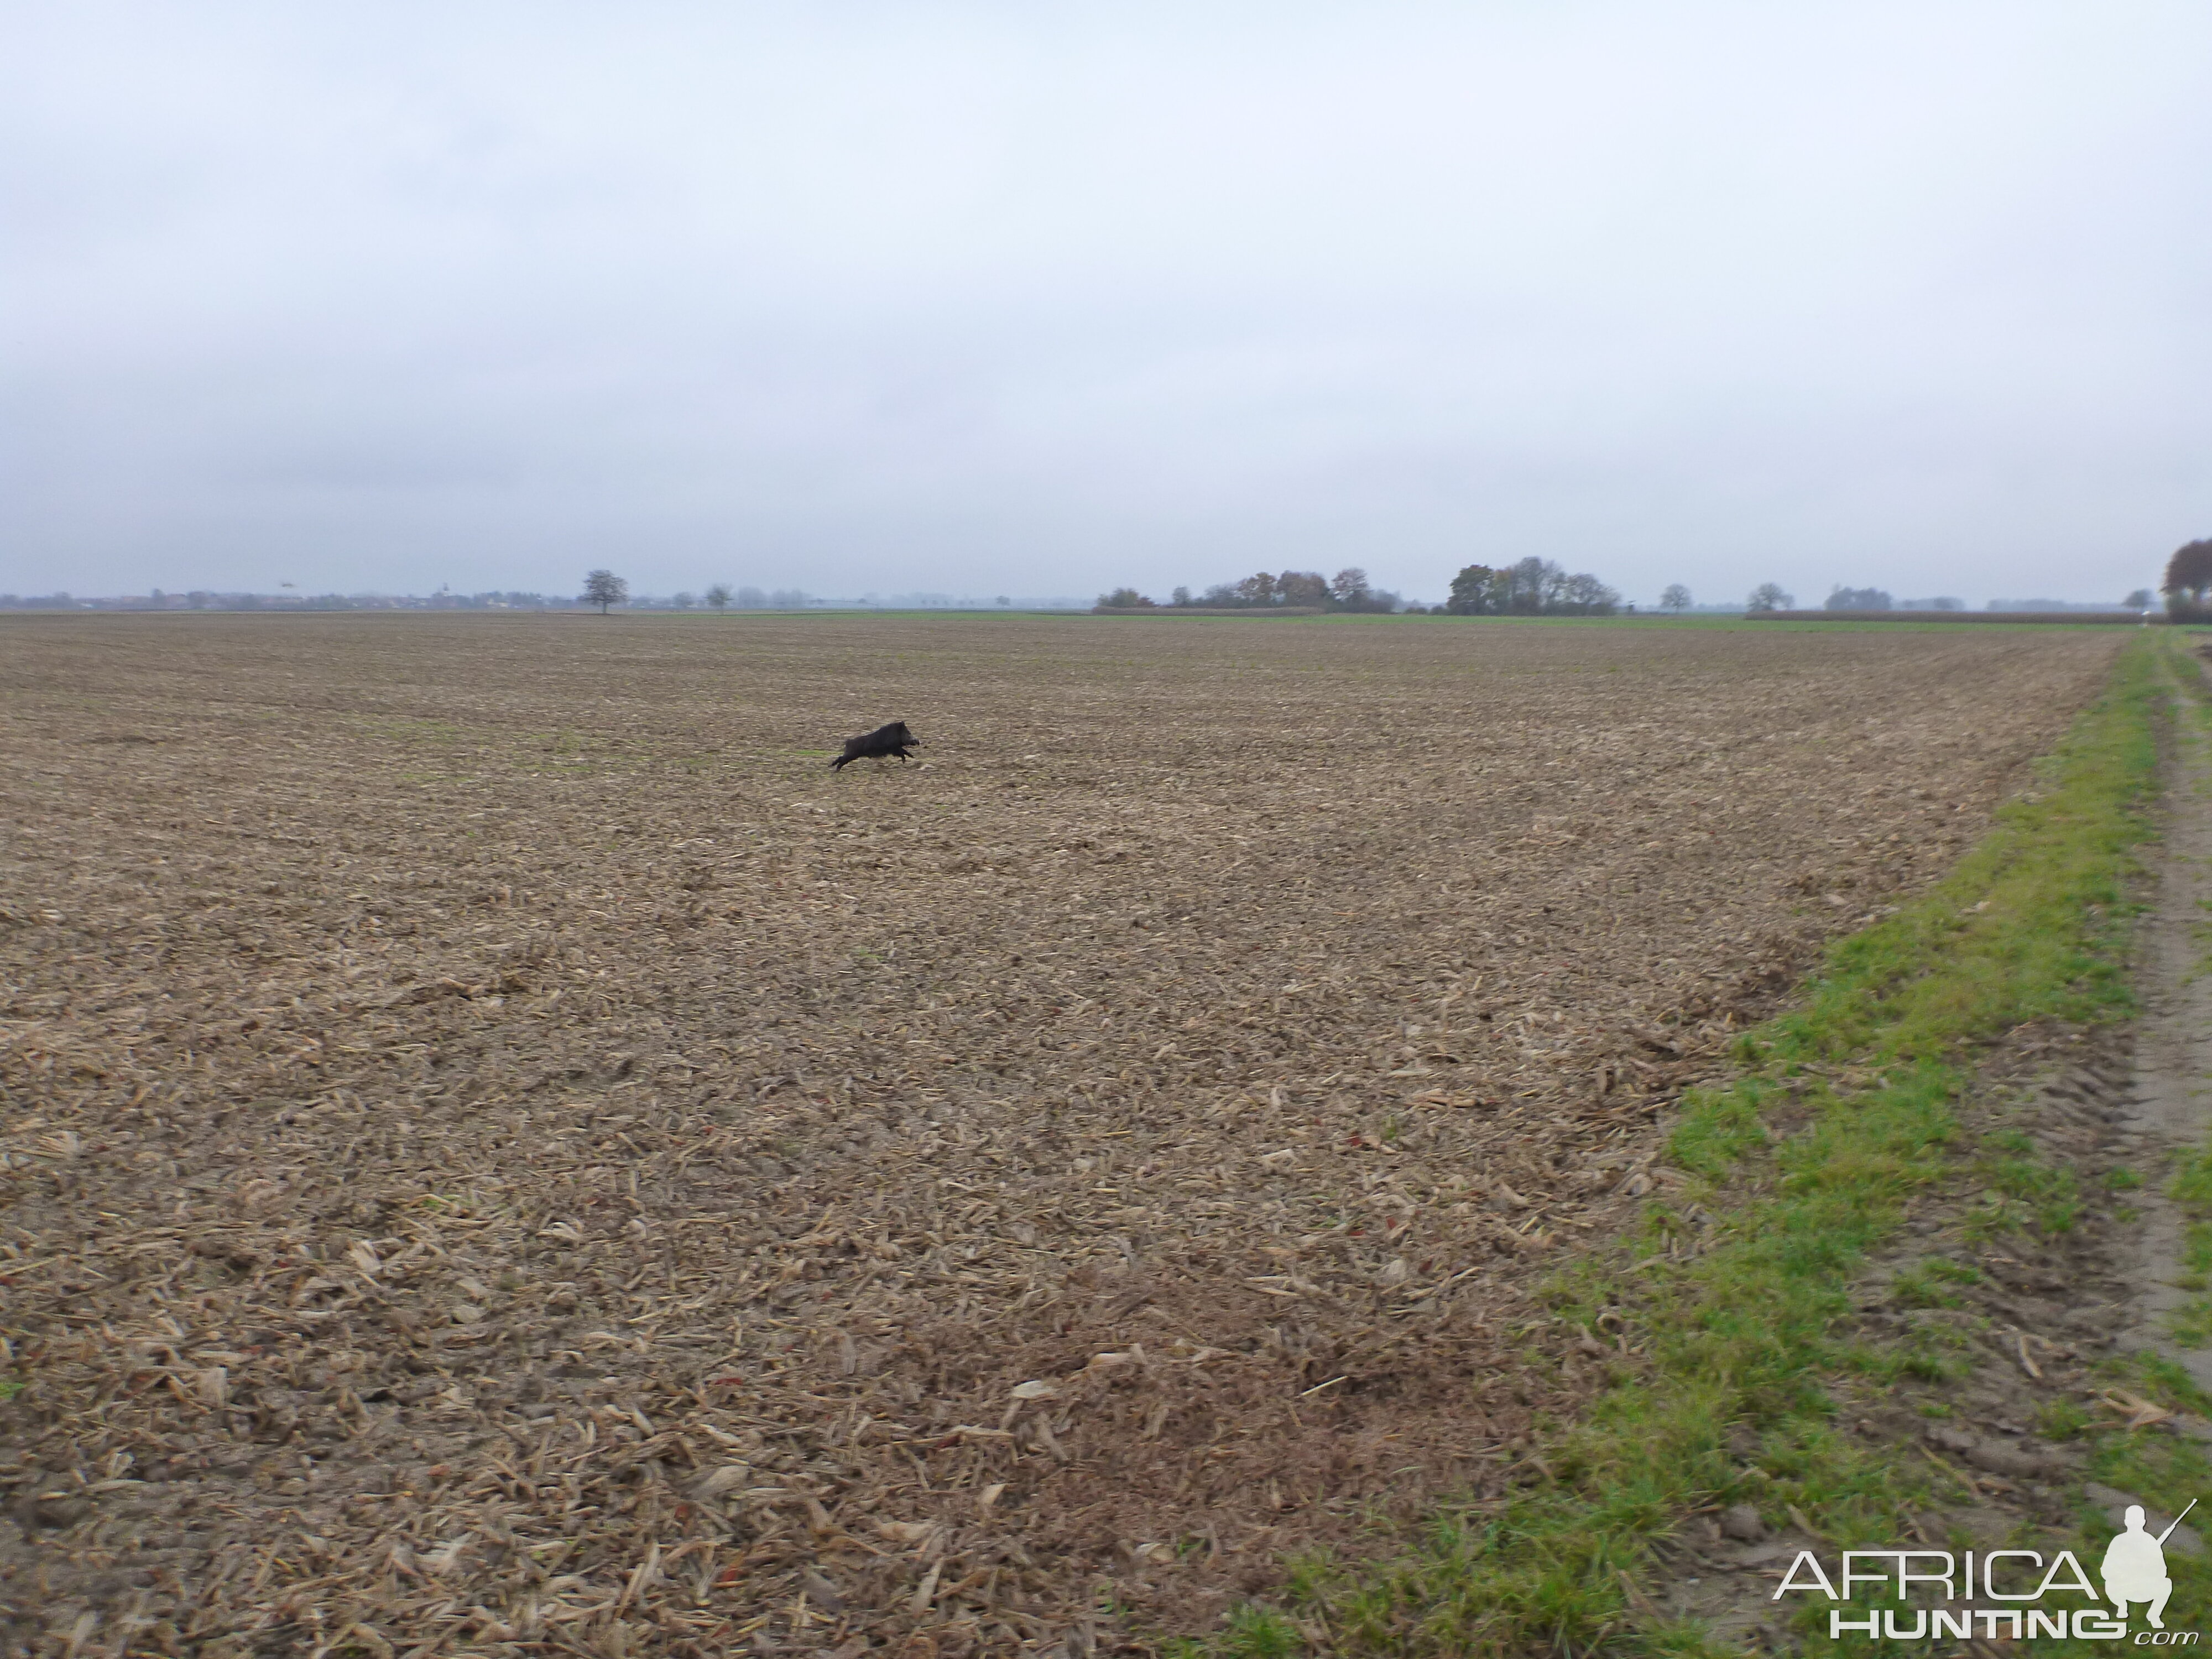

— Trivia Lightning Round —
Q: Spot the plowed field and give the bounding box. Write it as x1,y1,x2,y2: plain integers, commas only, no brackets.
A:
0,614,2122,1656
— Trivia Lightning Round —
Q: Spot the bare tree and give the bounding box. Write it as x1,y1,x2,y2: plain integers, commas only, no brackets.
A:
1747,582,1793,613
1559,572,1620,614
705,583,733,612
582,570,628,614
1493,556,1566,613
1660,583,1692,612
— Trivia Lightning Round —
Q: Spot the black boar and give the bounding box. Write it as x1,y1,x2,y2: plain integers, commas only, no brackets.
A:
830,721,920,770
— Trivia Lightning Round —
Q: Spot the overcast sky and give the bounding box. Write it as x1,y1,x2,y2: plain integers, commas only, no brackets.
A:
5,3,2209,606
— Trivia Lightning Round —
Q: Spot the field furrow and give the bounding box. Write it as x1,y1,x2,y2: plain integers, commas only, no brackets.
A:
0,614,2122,1653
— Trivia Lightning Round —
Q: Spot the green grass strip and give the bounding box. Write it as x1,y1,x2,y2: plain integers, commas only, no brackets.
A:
1191,633,2168,1657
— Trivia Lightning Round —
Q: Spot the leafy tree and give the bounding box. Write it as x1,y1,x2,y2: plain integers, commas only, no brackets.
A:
1747,582,1793,613
2124,588,2154,611
582,570,628,613
1824,586,1893,612
1277,570,1329,607
1098,587,1154,608
1236,571,1279,607
1200,582,1242,606
670,591,696,610
736,586,766,608
2162,540,2212,612
704,583,733,612
1447,564,1501,615
1660,583,1692,612
1171,586,1193,607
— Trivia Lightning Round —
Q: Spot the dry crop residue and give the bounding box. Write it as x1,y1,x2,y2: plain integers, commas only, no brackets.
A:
0,614,2120,1655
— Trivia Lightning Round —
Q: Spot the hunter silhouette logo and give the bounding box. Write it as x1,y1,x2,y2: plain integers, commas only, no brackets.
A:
2105,1501,2196,1631
1773,1496,2203,1641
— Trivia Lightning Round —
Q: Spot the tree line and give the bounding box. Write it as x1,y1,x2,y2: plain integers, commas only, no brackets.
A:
581,572,813,613
1443,558,1619,615
1098,568,1405,611
1100,559,1631,615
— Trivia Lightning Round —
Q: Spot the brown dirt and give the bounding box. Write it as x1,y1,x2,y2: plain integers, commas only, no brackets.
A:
0,614,2122,1656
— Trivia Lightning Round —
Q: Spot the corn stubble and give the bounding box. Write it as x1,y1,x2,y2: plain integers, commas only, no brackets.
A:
0,614,2120,1654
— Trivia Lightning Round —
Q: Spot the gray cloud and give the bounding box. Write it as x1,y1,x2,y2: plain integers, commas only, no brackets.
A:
4,1,2209,604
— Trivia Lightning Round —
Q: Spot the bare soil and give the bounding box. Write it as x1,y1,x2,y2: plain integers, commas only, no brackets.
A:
0,614,2121,1656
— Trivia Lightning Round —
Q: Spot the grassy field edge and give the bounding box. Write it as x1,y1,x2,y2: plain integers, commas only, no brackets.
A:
1191,633,2170,1657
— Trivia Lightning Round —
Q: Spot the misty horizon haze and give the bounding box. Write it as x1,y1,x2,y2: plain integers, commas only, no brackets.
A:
4,3,2208,608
